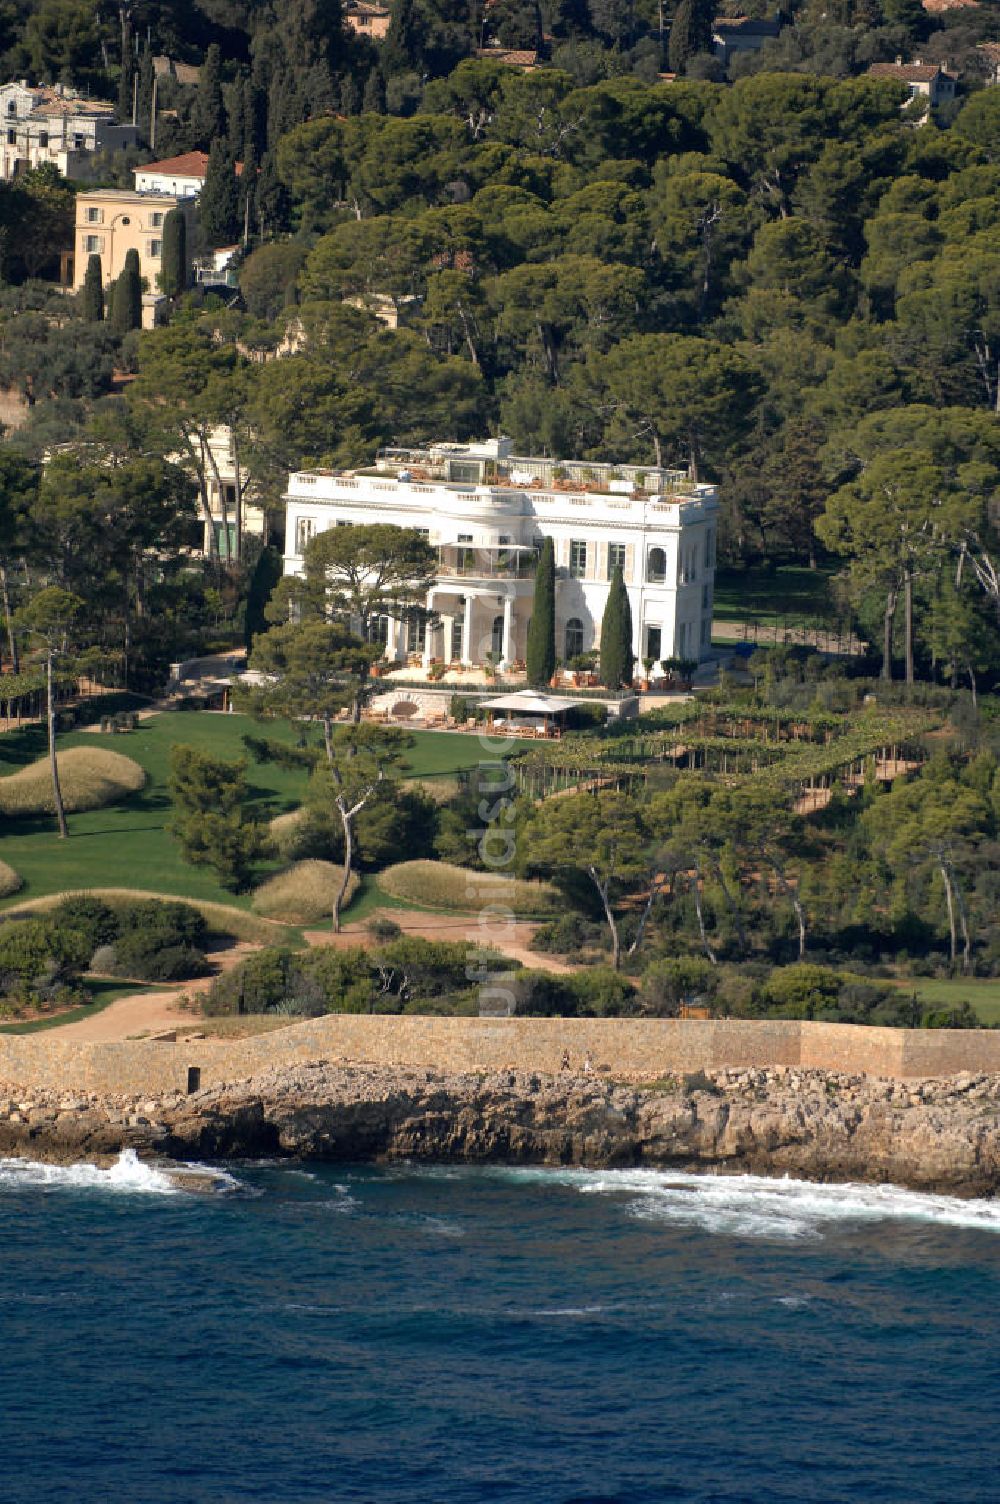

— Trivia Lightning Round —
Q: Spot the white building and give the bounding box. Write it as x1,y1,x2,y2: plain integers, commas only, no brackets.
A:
0,80,136,180
133,150,210,196
199,424,269,559
283,438,717,677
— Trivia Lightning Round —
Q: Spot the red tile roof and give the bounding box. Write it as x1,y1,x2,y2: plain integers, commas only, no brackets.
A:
474,46,539,66
139,150,210,177
137,150,243,179
869,61,947,82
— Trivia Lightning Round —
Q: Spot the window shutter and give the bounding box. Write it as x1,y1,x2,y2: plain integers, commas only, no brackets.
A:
625,543,635,583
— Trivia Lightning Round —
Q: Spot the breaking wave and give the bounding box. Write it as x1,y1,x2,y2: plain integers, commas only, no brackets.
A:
497,1166,1000,1241
0,1148,236,1197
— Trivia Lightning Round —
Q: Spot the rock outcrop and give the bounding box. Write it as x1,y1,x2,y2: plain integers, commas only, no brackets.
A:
1,1063,999,1196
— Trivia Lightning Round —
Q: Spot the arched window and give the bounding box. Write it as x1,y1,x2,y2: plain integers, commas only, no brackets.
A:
647,547,666,585
491,614,504,659
565,618,584,659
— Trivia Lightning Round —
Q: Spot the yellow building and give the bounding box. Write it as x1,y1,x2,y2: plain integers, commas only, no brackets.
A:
72,188,195,322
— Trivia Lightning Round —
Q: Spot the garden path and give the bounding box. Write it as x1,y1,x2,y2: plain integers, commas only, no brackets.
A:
304,910,575,974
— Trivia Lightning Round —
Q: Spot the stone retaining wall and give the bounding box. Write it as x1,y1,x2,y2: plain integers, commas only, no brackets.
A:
3,1016,1000,1095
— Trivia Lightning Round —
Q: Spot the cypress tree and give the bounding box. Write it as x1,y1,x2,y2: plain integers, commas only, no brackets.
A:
83,254,104,321
160,208,188,297
362,68,386,115
599,566,635,690
192,43,226,149
668,0,713,74
244,547,283,652
526,537,556,686
199,140,240,249
110,250,142,336
117,16,135,123
238,141,258,246
136,42,154,146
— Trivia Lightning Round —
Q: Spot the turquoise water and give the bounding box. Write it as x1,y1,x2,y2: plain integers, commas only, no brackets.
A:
2,1154,999,1503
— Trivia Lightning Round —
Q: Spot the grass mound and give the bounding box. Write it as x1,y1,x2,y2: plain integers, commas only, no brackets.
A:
377,860,561,915
0,860,22,898
1,889,293,945
269,807,311,861
252,860,359,924
0,748,146,816
406,775,461,805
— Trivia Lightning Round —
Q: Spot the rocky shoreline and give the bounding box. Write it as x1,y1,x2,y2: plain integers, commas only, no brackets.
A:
2,1061,1000,1196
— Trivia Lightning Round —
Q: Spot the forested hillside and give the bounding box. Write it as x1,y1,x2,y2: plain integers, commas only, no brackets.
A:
0,1,997,687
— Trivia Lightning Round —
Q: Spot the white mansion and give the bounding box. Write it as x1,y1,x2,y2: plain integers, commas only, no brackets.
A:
283,438,718,677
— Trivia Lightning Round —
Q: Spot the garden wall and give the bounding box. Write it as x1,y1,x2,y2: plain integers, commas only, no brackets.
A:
3,1016,1000,1095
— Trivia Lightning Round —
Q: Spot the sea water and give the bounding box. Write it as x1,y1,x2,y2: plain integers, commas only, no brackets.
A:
1,1153,998,1504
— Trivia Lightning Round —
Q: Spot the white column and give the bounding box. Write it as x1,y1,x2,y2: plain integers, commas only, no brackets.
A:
422,593,436,670
385,616,400,663
501,595,513,669
461,595,474,665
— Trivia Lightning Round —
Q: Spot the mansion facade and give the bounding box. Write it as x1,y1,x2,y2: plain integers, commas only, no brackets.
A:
283,438,718,677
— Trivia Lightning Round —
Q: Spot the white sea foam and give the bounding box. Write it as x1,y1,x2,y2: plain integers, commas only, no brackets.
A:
496,1166,1000,1241
0,1148,239,1197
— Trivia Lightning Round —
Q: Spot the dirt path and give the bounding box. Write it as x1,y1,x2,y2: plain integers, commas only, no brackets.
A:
46,910,573,1042
304,908,574,974
54,942,257,1042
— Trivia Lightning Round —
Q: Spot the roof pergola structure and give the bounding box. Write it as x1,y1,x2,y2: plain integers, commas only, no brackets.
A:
479,689,580,739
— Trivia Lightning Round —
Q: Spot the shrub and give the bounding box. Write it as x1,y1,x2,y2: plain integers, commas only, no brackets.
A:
568,967,639,1016
203,936,503,1017
531,913,605,955
110,932,209,981
0,859,22,899
0,917,87,1002
51,896,118,954
509,970,580,1016
368,916,402,942
252,860,359,924
298,946,372,1012
641,957,719,1017
378,861,560,915
204,946,294,1015
0,747,146,816
116,899,208,950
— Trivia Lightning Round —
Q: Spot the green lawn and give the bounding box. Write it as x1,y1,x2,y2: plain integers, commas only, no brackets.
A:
713,565,837,629
897,978,1000,1027
0,711,525,915
398,729,531,779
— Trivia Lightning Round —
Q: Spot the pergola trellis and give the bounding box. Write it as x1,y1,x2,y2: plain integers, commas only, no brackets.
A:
511,709,940,804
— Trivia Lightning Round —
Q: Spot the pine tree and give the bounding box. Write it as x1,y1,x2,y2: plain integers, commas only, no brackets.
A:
110,250,142,336
192,43,227,149
599,566,635,689
160,209,188,297
668,0,713,74
83,254,104,321
526,537,556,686
199,140,240,249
